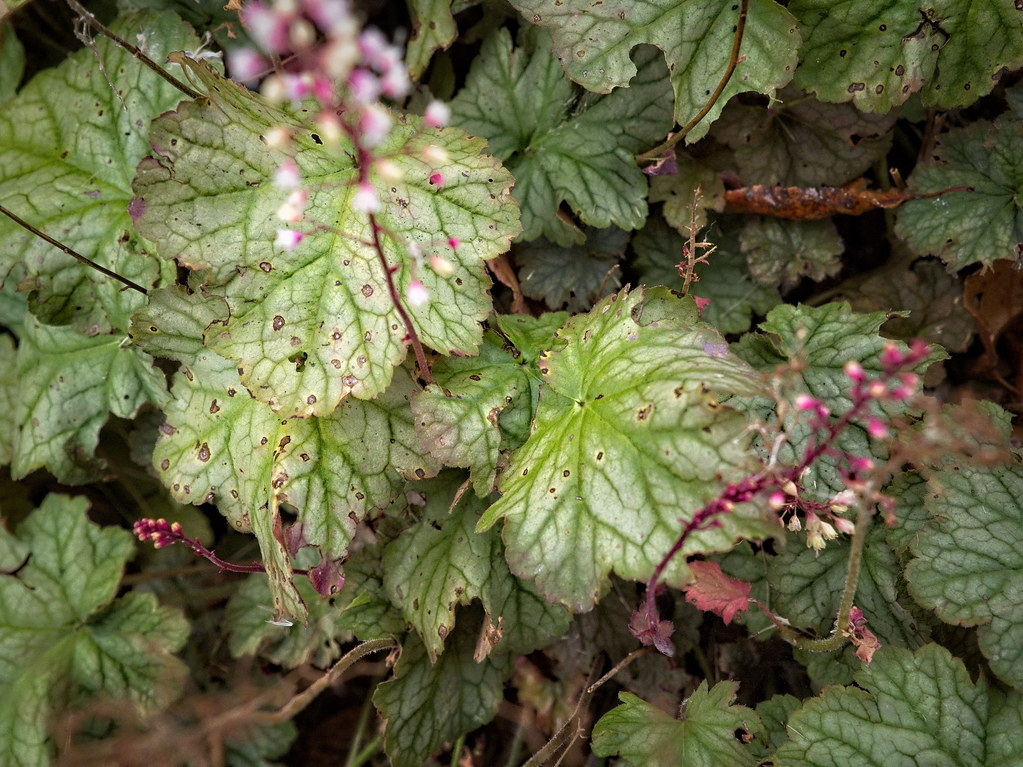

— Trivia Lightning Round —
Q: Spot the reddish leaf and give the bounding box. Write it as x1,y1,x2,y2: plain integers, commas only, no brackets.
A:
683,561,751,625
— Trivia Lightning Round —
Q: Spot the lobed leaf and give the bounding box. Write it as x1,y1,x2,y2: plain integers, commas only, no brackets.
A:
791,0,1023,112
12,316,167,484
479,286,771,611
773,644,1023,766
155,350,437,620
906,462,1023,690
592,682,763,766
714,85,896,187
133,58,519,417
412,333,533,495
740,218,844,285
0,11,194,333
374,614,510,767
509,0,800,142
0,495,188,767
449,27,674,244
383,473,570,661
515,226,627,311
895,115,1023,270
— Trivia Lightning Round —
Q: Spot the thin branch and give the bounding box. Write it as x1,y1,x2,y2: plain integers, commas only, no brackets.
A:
636,0,749,163
0,204,148,294
253,637,398,725
65,0,204,99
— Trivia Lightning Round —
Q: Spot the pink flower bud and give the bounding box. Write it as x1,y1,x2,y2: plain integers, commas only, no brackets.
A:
275,228,304,249
833,517,855,535
241,1,291,54
866,417,888,439
407,280,429,307
867,380,887,399
880,344,905,370
348,67,380,103
273,159,302,189
768,491,786,510
228,47,268,86
794,393,816,411
844,360,864,384
359,103,391,147
352,181,380,213
424,100,451,128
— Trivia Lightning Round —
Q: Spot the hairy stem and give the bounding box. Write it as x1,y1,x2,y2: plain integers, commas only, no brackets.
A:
793,498,872,653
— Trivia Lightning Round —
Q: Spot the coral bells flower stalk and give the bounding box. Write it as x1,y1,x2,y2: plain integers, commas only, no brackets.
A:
230,0,440,383
631,340,931,656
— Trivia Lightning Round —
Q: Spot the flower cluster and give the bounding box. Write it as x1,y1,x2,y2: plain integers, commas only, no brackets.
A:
226,0,452,315
133,518,265,573
633,340,930,655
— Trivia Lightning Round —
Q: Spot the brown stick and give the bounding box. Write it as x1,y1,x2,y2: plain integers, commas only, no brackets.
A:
0,204,148,294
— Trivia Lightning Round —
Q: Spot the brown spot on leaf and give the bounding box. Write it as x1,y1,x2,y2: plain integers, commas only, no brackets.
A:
273,315,285,330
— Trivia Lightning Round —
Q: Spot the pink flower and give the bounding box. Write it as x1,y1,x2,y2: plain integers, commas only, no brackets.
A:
275,228,304,249
352,181,380,213
407,280,429,306
424,100,451,128
228,47,268,86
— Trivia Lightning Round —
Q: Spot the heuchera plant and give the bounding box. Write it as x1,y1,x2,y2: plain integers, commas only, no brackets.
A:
1,0,1023,765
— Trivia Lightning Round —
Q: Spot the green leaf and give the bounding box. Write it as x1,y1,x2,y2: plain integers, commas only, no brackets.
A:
905,462,1023,690
734,302,940,496
632,214,780,334
224,722,297,767
493,311,568,366
133,58,519,417
406,0,458,78
412,334,533,495
840,258,975,352
129,286,231,364
516,226,626,311
768,525,928,651
773,644,1023,767
751,694,802,759
155,350,438,620
226,574,351,669
449,27,674,245
0,22,23,103
509,0,799,142
592,682,763,766
0,495,188,767
0,11,195,333
479,287,771,611
374,609,510,767
714,85,896,186
12,316,167,484
791,0,1023,112
895,115,1023,270
740,218,844,285
647,154,726,233
383,473,570,661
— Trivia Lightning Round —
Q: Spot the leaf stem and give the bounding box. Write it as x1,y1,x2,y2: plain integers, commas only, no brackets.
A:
0,204,150,295
64,0,204,100
636,0,749,162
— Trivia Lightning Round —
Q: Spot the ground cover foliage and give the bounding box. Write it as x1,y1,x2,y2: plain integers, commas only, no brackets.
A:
1,0,1023,764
